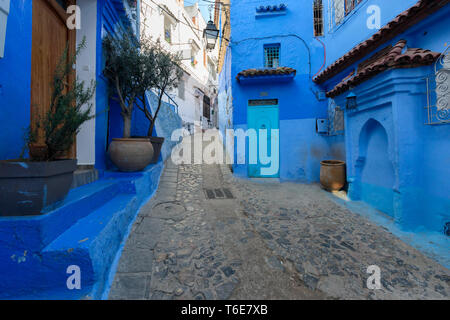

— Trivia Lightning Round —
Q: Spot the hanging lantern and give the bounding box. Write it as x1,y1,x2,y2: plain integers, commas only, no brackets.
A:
346,92,357,110
203,20,219,50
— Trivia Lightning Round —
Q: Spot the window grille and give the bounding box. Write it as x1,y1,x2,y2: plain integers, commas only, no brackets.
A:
328,0,364,32
334,0,345,25
313,0,324,37
264,45,280,68
345,0,356,14
424,49,450,125
249,99,279,106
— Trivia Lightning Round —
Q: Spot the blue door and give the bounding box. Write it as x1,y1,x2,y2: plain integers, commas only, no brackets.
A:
247,101,280,178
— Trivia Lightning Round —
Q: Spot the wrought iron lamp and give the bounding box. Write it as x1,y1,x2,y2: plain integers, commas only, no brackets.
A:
203,20,219,50
346,92,357,110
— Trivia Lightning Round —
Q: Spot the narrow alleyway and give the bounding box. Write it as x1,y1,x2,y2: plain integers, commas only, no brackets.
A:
108,140,449,300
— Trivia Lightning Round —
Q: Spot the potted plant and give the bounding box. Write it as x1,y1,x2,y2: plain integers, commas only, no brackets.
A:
0,39,95,216
136,40,183,164
103,32,157,172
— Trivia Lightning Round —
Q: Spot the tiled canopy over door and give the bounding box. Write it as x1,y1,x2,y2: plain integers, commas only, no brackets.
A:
31,0,76,157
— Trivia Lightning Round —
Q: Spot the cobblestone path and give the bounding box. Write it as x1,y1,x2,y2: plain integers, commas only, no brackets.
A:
109,145,449,300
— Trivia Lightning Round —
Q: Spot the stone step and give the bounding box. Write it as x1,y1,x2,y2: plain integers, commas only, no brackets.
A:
71,168,99,190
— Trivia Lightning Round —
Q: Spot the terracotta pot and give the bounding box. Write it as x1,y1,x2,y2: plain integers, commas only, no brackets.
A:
0,159,77,216
131,136,165,164
149,136,165,164
108,138,154,172
320,160,346,191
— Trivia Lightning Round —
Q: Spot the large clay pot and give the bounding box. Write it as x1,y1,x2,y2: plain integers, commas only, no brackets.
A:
149,136,165,164
320,160,346,191
0,159,77,216
108,138,154,172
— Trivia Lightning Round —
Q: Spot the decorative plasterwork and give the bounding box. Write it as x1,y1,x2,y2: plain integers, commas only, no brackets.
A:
435,52,450,120
255,4,287,18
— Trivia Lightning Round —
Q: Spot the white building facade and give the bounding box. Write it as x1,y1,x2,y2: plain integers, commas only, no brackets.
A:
140,0,219,133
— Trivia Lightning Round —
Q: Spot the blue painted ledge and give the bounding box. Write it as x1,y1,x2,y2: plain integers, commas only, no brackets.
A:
0,161,164,300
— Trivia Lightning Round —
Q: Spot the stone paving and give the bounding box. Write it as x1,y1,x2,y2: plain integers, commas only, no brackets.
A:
109,142,450,300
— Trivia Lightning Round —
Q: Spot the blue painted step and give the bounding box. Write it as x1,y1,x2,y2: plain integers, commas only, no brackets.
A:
0,162,164,299
0,180,123,253
40,194,138,299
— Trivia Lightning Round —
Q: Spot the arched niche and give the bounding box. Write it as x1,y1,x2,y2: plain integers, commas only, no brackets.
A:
356,118,396,217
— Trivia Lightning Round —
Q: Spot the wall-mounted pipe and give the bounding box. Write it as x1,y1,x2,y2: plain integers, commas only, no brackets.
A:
0,0,10,58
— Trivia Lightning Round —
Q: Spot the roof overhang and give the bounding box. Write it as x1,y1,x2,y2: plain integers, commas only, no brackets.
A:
326,40,440,98
236,67,296,85
313,0,450,84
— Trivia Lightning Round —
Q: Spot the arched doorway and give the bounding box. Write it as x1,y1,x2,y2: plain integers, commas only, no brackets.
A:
357,119,395,217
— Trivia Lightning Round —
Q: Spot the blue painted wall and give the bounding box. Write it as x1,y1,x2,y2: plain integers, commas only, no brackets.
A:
320,1,450,91
95,0,129,171
321,0,418,65
0,0,32,160
320,2,450,233
229,0,346,182
96,0,179,171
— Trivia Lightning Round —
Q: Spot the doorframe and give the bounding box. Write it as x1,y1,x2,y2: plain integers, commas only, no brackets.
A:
75,0,97,166
246,99,280,178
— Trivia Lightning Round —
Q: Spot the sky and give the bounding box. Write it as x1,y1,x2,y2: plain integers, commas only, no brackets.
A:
185,0,213,22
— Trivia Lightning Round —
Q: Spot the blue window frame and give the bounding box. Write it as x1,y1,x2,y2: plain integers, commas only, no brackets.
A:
264,44,280,68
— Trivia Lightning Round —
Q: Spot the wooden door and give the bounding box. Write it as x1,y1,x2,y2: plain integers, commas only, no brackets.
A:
31,0,76,158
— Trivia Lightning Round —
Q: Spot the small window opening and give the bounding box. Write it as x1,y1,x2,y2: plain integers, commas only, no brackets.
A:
313,0,324,37
264,44,280,68
164,17,172,44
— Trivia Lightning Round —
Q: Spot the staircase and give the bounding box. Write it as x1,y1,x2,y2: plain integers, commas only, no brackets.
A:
0,162,164,300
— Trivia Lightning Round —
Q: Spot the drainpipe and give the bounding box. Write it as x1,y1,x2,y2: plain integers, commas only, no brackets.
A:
0,0,10,58
136,0,140,39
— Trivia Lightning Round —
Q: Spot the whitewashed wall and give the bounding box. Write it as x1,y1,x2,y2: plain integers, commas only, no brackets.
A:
140,0,219,132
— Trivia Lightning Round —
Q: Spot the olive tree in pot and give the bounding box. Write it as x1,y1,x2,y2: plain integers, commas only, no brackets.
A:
136,40,183,164
103,32,158,172
0,39,95,216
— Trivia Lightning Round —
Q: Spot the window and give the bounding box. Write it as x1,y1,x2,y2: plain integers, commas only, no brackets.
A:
249,99,279,106
345,0,360,14
313,0,324,36
333,0,363,26
203,95,211,119
164,17,171,43
334,0,345,24
264,44,280,68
